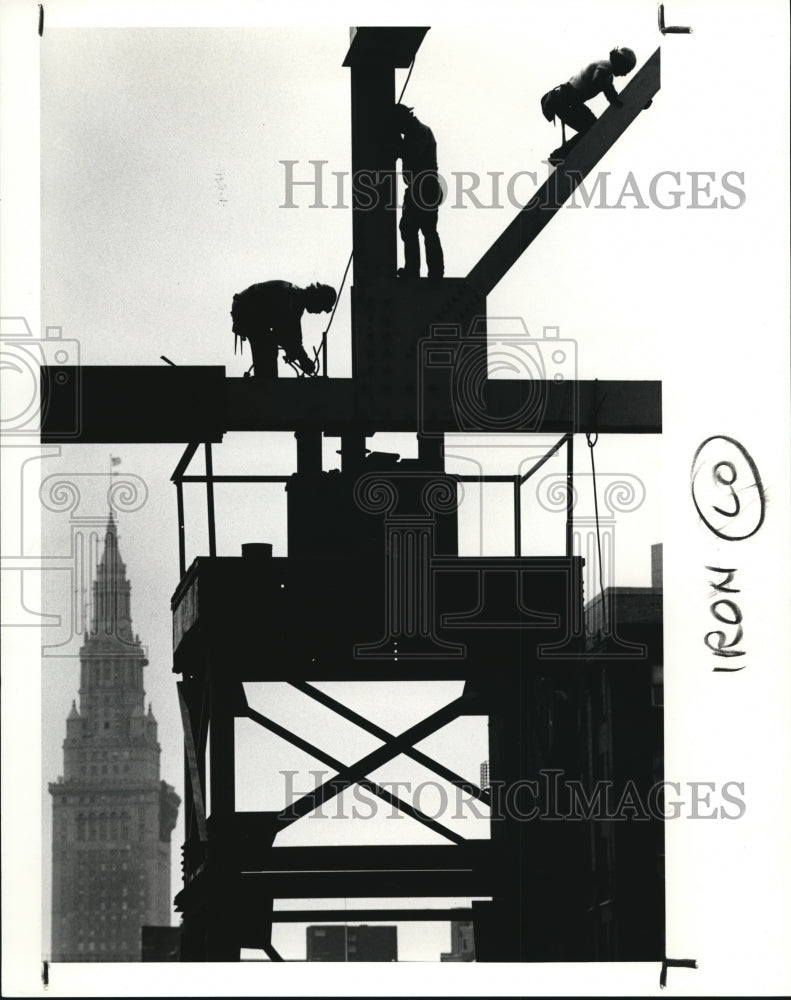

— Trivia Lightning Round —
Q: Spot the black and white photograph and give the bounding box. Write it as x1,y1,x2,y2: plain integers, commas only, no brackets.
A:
1,0,789,995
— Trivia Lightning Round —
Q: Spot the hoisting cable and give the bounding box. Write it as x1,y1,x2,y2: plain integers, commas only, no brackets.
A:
398,57,416,103
312,249,353,376
284,356,306,378
310,56,418,377
586,432,608,634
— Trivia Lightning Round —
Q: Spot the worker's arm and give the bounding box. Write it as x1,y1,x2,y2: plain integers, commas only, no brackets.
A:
409,124,434,160
273,315,306,360
602,76,623,107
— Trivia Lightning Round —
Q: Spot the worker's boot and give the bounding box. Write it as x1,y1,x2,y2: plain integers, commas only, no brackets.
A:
425,231,444,281
399,225,421,278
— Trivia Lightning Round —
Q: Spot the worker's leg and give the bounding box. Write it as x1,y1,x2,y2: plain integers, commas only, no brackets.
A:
558,102,596,137
422,213,444,279
248,333,279,379
398,189,421,277
548,102,597,164
412,173,444,280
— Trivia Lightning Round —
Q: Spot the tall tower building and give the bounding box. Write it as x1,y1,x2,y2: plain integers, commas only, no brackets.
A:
49,513,180,962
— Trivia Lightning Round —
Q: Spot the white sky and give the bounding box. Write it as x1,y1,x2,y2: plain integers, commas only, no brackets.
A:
2,0,790,995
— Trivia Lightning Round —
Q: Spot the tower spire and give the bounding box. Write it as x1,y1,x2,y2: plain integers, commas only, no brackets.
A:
50,505,179,963
88,512,135,645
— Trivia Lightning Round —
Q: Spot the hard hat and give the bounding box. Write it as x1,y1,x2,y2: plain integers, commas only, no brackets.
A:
610,46,637,73
308,282,337,311
393,103,415,126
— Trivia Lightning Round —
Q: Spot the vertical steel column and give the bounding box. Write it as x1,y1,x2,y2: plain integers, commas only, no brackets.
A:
417,434,444,471
349,65,396,283
514,475,521,557
176,482,186,578
206,664,239,960
204,442,217,557
566,435,574,558
295,430,323,474
340,432,367,472
172,441,199,577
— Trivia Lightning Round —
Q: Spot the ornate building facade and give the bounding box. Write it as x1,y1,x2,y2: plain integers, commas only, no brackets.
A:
49,514,180,961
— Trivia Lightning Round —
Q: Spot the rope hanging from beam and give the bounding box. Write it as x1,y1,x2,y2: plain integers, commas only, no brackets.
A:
586,431,608,633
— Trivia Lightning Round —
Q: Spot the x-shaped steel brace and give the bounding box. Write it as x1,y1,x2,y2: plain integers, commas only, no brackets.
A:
247,690,482,844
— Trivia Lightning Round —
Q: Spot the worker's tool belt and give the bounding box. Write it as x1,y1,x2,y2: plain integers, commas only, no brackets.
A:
540,83,581,122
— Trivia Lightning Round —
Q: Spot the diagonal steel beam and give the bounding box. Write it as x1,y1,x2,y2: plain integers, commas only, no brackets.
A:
275,695,467,824
289,680,490,804
246,707,465,844
519,434,571,484
170,441,200,482
466,48,661,296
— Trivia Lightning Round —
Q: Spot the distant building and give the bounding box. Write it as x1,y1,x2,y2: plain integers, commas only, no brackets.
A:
440,914,475,961
480,760,490,792
49,514,180,961
579,543,665,960
306,924,397,961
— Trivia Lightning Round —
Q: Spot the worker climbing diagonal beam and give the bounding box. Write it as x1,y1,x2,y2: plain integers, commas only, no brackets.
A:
541,46,639,164
246,704,467,844
466,48,660,298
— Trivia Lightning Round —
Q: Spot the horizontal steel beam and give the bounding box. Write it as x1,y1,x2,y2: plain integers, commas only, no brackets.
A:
41,367,661,439
232,834,492,873
237,869,492,899
269,908,473,923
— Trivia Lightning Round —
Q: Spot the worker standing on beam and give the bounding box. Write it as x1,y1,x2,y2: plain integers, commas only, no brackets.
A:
541,47,637,164
393,104,445,281
230,280,336,378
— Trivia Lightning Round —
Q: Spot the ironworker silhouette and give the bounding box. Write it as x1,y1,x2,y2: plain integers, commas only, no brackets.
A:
393,104,445,280
541,47,637,164
230,281,336,378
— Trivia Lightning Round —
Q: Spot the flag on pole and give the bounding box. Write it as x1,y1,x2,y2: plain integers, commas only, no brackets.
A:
111,456,121,467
